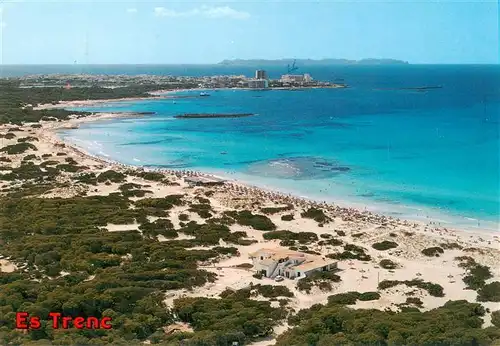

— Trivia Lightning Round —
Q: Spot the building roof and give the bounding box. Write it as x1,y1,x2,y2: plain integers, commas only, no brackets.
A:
250,247,337,273
248,248,306,259
293,258,336,272
260,259,276,266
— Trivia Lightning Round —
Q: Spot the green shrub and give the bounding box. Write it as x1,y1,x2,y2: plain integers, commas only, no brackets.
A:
135,195,184,210
253,272,263,279
492,310,500,328
23,154,37,161
406,297,423,306
281,214,294,221
379,259,398,269
297,271,341,293
456,257,493,290
440,242,463,250
318,237,343,246
261,205,293,214
252,284,294,298
128,171,165,182
17,136,38,143
56,164,84,173
189,203,213,218
328,292,360,305
327,243,371,261
378,279,444,297
263,230,318,244
0,142,37,154
228,210,276,231
358,292,381,301
173,296,285,342
477,282,500,302
73,172,98,185
213,246,239,256
301,208,330,223
97,170,126,183
372,240,398,251
421,247,444,257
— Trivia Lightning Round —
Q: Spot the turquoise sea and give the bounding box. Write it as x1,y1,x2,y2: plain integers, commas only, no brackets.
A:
55,65,499,230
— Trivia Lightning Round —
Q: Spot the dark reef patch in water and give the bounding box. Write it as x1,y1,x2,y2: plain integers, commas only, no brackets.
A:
245,156,351,180
120,137,180,146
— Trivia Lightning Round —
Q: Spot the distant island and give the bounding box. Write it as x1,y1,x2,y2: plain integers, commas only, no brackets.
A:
174,113,254,119
218,58,409,66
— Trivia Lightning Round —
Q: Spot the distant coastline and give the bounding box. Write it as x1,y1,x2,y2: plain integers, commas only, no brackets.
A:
218,58,409,66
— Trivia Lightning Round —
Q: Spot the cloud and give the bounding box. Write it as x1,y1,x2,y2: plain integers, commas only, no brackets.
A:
154,6,250,20
126,8,137,14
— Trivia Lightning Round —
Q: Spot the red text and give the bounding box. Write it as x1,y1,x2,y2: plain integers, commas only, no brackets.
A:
15,312,112,330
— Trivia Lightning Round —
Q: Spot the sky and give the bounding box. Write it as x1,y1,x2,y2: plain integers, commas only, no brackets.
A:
0,0,498,64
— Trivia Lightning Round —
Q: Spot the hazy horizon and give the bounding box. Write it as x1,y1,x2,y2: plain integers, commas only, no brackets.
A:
1,61,499,67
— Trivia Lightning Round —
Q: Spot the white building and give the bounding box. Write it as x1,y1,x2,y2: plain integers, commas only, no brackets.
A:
280,74,305,83
249,248,337,279
247,79,269,89
280,74,313,84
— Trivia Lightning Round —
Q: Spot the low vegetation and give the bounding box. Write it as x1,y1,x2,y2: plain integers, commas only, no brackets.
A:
296,271,341,293
300,207,331,223
220,284,294,299
477,282,500,302
379,259,398,269
378,279,445,297
0,193,223,345
281,214,294,221
97,170,126,183
327,291,381,305
0,142,37,155
405,297,424,307
224,210,276,231
280,300,499,346
421,246,445,257
171,296,286,345
456,256,493,291
263,230,318,244
318,237,343,246
372,240,398,251
327,243,371,261
260,204,293,215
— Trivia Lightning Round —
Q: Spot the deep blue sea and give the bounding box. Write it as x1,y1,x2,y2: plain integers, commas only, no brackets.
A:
22,64,496,230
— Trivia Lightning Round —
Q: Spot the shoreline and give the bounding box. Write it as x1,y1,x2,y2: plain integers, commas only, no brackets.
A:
35,85,347,110
39,110,498,241
33,88,206,110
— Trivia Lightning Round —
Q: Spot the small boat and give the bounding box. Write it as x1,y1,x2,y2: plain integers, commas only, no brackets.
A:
199,92,210,97
220,151,227,155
